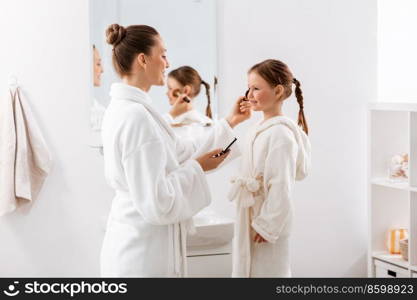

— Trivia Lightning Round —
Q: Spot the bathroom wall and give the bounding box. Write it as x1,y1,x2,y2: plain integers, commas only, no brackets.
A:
209,0,377,276
0,0,112,276
378,0,417,102
0,0,376,277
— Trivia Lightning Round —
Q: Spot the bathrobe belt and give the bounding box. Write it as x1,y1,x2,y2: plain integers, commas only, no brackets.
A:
228,175,263,277
172,221,188,277
228,176,262,207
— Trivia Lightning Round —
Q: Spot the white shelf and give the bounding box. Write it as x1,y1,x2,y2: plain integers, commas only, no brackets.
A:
368,108,417,277
371,178,417,192
373,252,409,270
369,102,417,112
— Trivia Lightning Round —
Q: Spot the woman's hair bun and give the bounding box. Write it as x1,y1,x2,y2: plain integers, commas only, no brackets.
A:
106,24,127,46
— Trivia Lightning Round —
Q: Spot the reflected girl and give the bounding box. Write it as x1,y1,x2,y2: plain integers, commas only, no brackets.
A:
164,66,213,140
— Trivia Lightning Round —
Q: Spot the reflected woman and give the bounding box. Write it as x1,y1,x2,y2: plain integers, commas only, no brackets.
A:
93,45,104,87
91,45,106,133
164,66,213,140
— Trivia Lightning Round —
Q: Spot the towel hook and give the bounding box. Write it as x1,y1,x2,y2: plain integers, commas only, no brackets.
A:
8,75,18,88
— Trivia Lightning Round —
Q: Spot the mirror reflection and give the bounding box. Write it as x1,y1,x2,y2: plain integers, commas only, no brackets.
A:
90,0,311,279
89,0,217,142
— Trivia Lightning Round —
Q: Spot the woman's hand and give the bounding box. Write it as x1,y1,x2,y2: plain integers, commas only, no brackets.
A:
254,232,267,243
226,96,252,128
169,94,192,118
195,148,231,172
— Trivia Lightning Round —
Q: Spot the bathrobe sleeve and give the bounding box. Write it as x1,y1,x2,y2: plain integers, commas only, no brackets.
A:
251,136,298,243
162,113,174,125
175,118,240,164
122,138,211,226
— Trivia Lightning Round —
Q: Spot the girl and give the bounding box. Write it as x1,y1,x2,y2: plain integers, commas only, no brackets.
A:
164,66,221,234
164,66,213,140
229,59,311,277
100,24,250,277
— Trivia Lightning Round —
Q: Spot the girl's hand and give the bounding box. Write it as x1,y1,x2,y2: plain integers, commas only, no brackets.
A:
169,94,192,118
226,96,251,128
254,233,267,243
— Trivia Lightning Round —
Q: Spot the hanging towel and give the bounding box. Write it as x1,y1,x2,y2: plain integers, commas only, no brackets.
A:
0,89,17,215
0,88,52,215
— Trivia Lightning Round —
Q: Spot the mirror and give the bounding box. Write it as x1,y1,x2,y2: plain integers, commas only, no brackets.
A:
88,0,218,145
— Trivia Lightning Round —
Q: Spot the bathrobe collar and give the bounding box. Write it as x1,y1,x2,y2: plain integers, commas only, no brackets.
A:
110,82,177,144
172,109,213,126
110,82,152,105
256,115,290,131
255,115,311,181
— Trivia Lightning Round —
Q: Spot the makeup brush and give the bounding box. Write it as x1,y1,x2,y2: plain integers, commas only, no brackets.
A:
242,89,249,101
212,137,237,158
173,90,191,103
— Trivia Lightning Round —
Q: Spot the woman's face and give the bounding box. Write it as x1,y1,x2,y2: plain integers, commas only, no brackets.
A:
166,77,183,105
145,36,170,86
93,47,104,87
247,71,280,112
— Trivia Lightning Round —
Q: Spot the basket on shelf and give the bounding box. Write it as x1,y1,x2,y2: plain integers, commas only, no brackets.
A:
399,239,408,261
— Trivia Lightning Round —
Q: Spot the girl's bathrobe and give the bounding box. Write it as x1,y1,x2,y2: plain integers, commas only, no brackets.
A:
163,109,213,141
229,116,311,277
100,83,237,277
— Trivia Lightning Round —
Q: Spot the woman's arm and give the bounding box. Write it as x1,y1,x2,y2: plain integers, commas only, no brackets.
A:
175,96,250,164
122,139,211,225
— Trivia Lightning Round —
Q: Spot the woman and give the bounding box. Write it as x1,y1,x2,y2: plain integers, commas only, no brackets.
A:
100,24,251,277
164,66,213,140
90,45,106,133
229,59,311,277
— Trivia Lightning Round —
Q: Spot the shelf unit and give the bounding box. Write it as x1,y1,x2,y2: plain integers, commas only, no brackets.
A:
368,103,417,277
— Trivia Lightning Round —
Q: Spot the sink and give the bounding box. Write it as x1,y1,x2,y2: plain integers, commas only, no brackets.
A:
186,210,234,249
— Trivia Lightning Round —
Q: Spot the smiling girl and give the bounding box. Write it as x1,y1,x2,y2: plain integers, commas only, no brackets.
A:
229,59,311,277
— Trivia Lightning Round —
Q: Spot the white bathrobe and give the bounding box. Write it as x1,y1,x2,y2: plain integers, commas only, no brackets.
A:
90,98,106,132
163,109,213,141
0,88,52,216
100,83,237,277
229,116,311,277
163,109,217,232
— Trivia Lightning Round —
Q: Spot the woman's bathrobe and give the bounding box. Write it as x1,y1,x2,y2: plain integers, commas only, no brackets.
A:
229,116,311,277
100,83,237,277
163,110,217,233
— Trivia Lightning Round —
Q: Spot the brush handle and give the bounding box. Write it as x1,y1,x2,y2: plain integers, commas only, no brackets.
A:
212,138,237,157
242,89,250,101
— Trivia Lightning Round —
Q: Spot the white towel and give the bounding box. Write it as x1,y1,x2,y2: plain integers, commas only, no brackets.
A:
0,90,17,215
0,88,52,215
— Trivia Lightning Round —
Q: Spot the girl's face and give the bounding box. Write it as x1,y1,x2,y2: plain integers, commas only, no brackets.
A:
166,77,183,105
247,71,281,112
145,36,170,86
